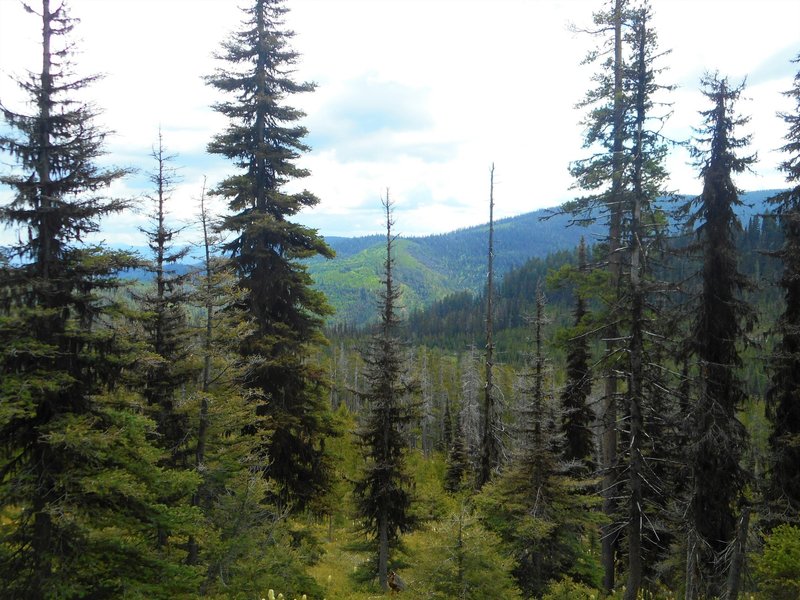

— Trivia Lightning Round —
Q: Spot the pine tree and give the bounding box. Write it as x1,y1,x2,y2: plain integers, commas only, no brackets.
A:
444,416,471,494
620,8,676,595
478,282,601,597
353,195,418,591
560,237,595,470
566,4,679,594
766,53,800,525
205,0,336,510
0,1,198,596
685,73,755,599
565,1,630,588
135,131,195,466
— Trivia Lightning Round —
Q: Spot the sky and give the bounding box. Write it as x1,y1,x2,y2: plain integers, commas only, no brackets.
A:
1,0,799,245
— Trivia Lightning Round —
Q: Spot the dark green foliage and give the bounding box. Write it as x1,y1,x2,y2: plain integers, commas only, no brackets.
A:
685,73,756,597
206,0,336,511
134,133,196,466
444,417,471,494
0,1,199,596
559,238,595,470
353,197,418,591
477,283,601,597
766,54,800,525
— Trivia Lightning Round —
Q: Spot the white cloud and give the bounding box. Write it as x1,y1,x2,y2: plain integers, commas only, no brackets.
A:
1,0,799,247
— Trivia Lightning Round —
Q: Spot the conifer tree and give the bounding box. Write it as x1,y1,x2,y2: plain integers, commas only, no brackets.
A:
618,8,678,595
441,391,454,452
0,1,198,596
766,53,800,525
135,131,195,466
566,1,630,588
685,73,755,599
479,164,502,487
205,0,336,510
560,237,595,470
478,282,601,597
444,416,471,494
414,502,523,599
353,195,418,592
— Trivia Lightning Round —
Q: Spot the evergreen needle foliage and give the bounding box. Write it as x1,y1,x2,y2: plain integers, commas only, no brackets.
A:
353,195,419,592
684,72,756,599
205,0,337,511
766,53,800,525
0,1,199,596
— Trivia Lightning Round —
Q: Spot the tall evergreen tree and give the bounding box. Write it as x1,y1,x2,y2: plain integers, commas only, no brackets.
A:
567,4,678,594
620,8,674,595
445,416,471,494
205,0,336,510
684,73,755,599
353,195,418,592
566,1,630,588
135,131,195,466
766,53,800,525
0,1,198,596
560,237,595,470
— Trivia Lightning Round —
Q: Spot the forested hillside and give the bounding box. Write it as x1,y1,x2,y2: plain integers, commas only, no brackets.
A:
309,208,600,325
310,189,781,327
2,1,800,599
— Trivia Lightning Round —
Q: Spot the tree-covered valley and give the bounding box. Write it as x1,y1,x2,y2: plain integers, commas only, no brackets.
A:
2,1,800,599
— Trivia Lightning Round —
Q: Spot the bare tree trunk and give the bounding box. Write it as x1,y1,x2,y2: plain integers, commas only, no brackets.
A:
479,164,499,487
378,511,389,590
602,0,625,590
624,14,648,599
189,178,211,567
725,505,750,600
32,3,54,594
685,528,697,600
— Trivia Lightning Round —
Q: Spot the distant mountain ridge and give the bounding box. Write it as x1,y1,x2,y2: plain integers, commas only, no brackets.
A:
107,190,783,326
308,206,602,325
309,189,783,326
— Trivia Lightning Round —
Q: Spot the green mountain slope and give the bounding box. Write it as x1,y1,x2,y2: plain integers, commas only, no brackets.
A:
310,238,456,324
309,191,784,327
311,206,598,325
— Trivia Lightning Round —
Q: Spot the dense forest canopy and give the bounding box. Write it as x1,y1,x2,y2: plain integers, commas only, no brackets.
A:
1,1,799,599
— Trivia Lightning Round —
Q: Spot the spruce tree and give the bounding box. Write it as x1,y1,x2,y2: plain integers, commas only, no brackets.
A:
135,131,195,466
566,1,630,588
620,8,676,595
685,73,755,599
205,0,336,510
0,1,198,596
766,53,800,525
444,416,471,494
478,282,601,597
414,503,523,599
567,3,677,593
560,237,595,470
353,195,417,592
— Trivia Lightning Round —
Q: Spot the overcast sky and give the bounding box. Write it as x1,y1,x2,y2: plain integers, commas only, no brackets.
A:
1,0,799,245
